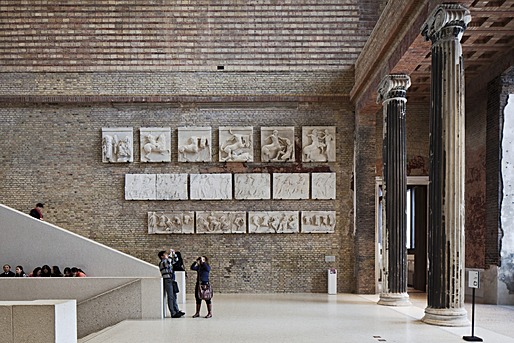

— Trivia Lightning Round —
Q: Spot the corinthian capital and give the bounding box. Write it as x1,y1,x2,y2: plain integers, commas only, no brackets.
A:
421,4,471,42
376,74,411,104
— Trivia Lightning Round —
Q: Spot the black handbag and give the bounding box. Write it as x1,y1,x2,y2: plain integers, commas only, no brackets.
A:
172,280,179,294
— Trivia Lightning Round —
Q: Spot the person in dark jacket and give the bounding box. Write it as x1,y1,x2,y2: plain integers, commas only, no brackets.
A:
29,203,44,220
191,255,212,318
0,264,15,277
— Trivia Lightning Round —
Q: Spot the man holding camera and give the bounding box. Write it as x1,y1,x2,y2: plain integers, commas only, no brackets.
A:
158,249,185,318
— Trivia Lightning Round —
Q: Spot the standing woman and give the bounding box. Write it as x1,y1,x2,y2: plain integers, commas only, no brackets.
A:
191,256,212,318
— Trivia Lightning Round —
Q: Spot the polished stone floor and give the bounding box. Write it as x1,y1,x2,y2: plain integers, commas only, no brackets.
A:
80,292,514,343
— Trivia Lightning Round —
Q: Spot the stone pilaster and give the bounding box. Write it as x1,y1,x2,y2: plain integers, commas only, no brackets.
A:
421,3,471,326
377,74,412,306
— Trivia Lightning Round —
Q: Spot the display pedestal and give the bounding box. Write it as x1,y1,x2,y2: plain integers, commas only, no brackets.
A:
328,269,337,294
176,271,186,304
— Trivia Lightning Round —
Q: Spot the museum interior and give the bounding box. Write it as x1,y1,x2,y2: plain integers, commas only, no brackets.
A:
0,0,513,342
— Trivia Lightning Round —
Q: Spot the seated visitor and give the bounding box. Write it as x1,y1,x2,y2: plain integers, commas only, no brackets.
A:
71,267,86,277
29,267,41,277
63,267,73,277
51,266,63,277
40,265,52,277
0,264,15,277
29,203,44,220
15,265,27,277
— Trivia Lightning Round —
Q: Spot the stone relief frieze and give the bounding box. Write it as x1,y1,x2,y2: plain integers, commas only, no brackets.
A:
196,211,246,234
311,172,336,200
272,173,309,199
248,211,299,233
190,174,232,200
140,127,171,162
301,211,336,233
156,174,188,200
148,211,194,234
102,128,134,163
177,127,212,162
219,126,253,162
302,126,336,162
260,127,295,162
234,173,271,200
125,174,156,200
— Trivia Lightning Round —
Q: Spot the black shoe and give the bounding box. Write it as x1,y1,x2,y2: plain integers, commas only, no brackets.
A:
178,311,185,316
172,313,183,318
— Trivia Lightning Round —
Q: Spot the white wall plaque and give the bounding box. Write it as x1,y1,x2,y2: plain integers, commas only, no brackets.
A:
196,211,246,234
190,173,232,200
311,172,337,199
248,211,299,233
125,174,156,200
219,126,254,162
234,173,271,200
140,127,171,162
156,174,188,200
102,127,134,163
148,211,194,234
273,173,309,199
260,127,295,162
301,211,336,233
302,126,336,162
178,127,212,162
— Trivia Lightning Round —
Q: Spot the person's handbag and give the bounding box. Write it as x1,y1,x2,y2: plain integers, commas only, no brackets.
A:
197,283,213,300
172,280,179,294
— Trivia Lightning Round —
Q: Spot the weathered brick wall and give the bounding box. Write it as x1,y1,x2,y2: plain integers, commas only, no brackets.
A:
0,0,372,72
0,71,357,293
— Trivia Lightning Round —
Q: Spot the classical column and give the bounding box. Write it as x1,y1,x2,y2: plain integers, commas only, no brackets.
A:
421,4,471,326
377,74,412,306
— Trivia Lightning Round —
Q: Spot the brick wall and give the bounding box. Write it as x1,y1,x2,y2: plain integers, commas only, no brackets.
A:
0,71,358,293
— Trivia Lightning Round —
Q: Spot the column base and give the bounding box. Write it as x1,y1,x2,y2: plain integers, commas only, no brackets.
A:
422,307,469,327
377,292,412,306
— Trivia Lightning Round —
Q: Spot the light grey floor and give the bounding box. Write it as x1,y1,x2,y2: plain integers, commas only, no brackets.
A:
80,293,514,343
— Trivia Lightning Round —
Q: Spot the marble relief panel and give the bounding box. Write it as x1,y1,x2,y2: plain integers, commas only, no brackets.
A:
219,126,253,162
272,173,309,199
125,174,156,200
234,173,271,200
301,211,336,233
148,211,194,234
248,211,299,233
260,127,295,162
302,126,336,162
311,172,336,199
102,127,134,163
177,127,212,162
190,174,232,200
156,174,188,200
196,211,246,234
140,127,171,162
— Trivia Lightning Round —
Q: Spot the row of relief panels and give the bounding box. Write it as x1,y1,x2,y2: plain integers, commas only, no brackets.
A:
126,172,336,200
102,126,336,163
148,210,336,235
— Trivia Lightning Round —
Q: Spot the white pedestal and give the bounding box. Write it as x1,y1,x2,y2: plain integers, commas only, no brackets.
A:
176,271,186,304
328,269,337,294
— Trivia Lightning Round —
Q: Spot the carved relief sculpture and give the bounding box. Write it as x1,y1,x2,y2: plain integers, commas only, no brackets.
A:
302,126,336,162
248,211,299,233
125,174,156,200
219,126,253,162
148,211,194,234
140,127,171,162
190,173,232,200
272,173,309,199
234,173,271,200
177,127,212,162
260,127,295,162
311,172,337,199
196,211,246,234
156,174,188,200
102,128,134,163
301,211,336,233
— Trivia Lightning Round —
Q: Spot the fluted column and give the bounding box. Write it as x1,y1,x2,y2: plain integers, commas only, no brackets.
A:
377,74,412,306
421,4,471,326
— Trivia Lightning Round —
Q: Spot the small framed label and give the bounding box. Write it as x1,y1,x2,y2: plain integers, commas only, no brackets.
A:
468,270,480,289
